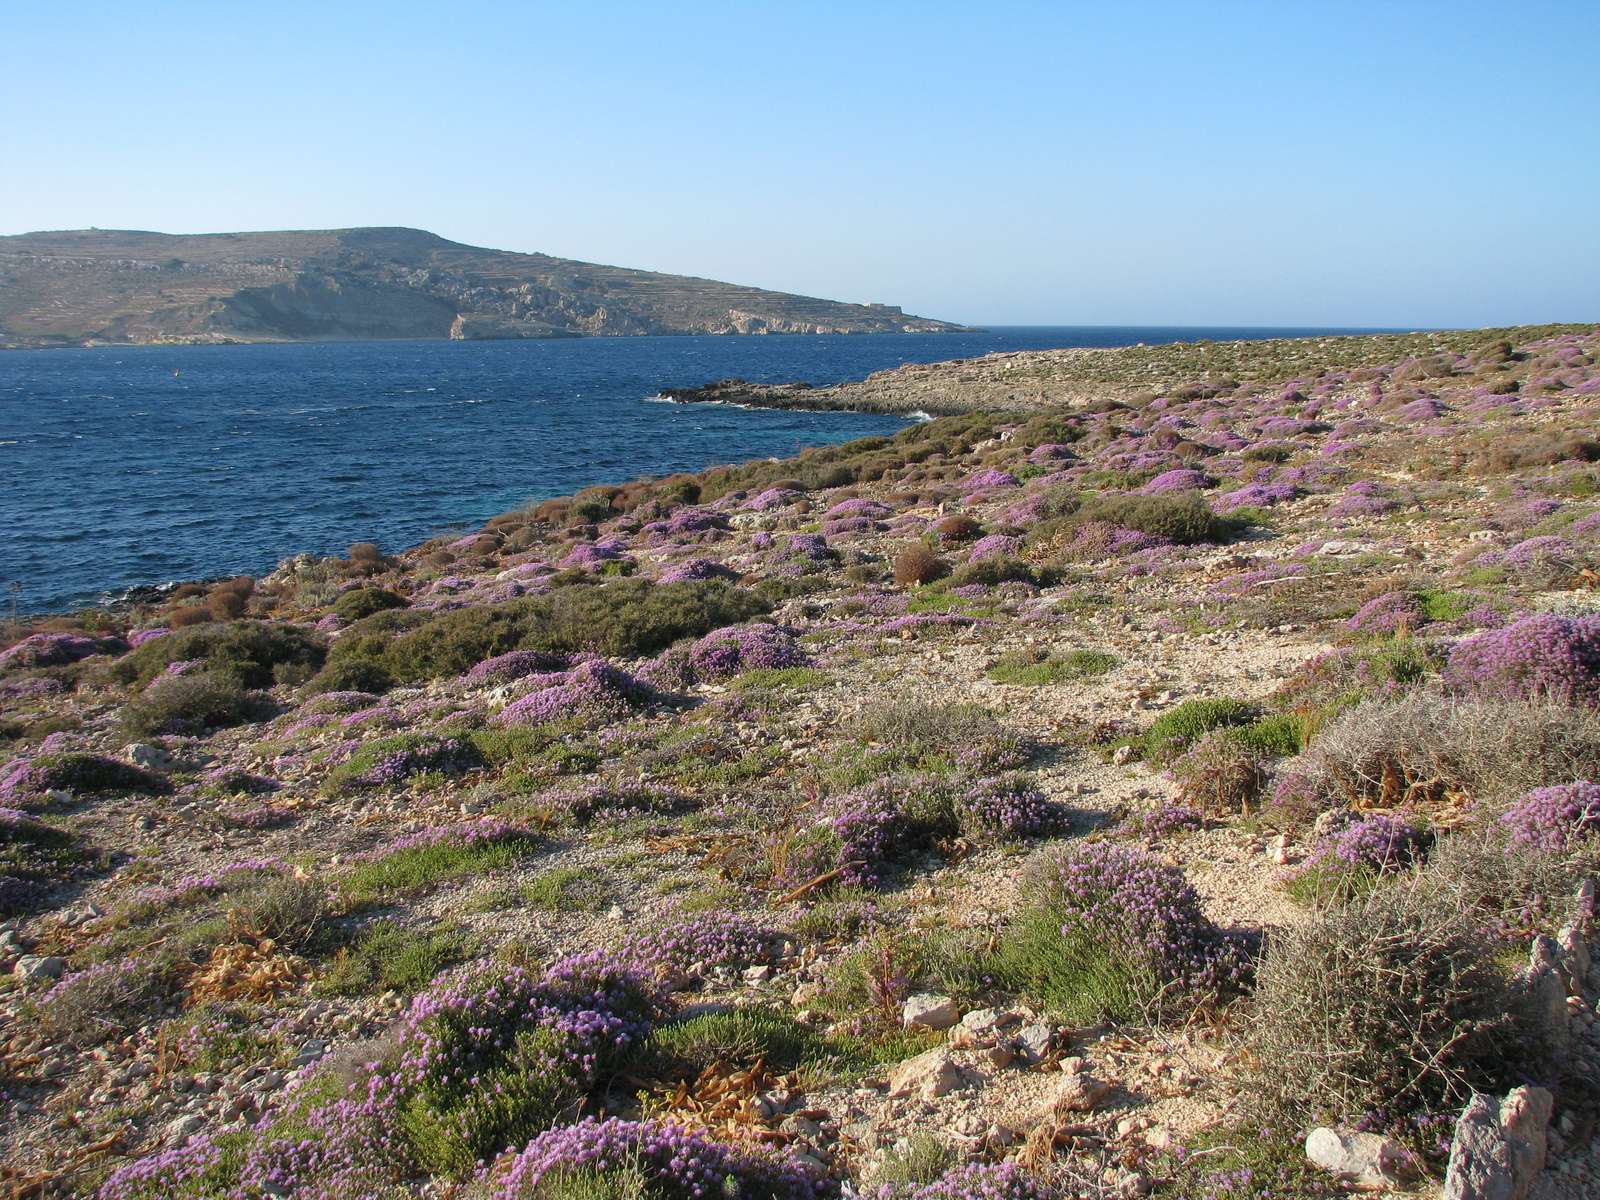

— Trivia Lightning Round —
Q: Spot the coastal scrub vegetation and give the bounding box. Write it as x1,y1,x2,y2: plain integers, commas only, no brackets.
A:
6,322,1600,1199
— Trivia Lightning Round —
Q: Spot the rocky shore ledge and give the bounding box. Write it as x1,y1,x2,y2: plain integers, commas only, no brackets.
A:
2,323,1600,1199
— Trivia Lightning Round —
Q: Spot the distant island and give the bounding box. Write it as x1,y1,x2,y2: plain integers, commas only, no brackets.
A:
0,226,973,348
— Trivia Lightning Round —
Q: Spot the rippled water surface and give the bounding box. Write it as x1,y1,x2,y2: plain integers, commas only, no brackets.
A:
1,326,1390,611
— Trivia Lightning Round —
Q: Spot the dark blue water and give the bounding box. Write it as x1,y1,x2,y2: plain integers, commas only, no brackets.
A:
1,326,1402,613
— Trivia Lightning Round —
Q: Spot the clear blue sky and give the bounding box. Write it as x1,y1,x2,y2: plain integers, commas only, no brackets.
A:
1,1,1594,328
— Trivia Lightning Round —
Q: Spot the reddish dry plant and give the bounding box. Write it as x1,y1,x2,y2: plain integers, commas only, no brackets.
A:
894,544,950,586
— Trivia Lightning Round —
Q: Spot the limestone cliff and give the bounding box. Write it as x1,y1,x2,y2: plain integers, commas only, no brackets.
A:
0,226,971,348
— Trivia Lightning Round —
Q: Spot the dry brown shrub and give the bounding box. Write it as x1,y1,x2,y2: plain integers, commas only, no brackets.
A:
533,499,570,523
894,545,950,586
934,515,982,541
348,542,385,563
169,606,214,629
206,590,246,620
170,584,207,601
1170,731,1268,814
1480,433,1600,473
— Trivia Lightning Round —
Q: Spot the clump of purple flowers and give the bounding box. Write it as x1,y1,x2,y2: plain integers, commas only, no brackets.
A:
1214,481,1298,511
484,1117,835,1200
495,660,658,727
1500,782,1600,853
466,649,573,683
864,1161,1051,1200
1344,591,1423,637
1445,613,1600,705
351,735,478,786
1026,841,1253,994
964,468,1021,490
392,955,666,1174
1285,813,1430,896
548,782,688,825
687,623,809,682
0,632,124,670
622,912,785,981
303,689,381,714
656,557,738,584
967,534,1025,562
1141,468,1212,495
959,773,1064,836
1117,804,1205,841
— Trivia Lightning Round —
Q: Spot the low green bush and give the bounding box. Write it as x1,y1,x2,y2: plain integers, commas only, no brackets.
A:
1141,698,1258,762
316,920,473,995
300,657,395,696
332,587,409,621
988,648,1116,685
948,556,1035,587
1077,492,1232,544
333,580,766,682
637,1008,829,1078
119,674,276,740
109,621,325,689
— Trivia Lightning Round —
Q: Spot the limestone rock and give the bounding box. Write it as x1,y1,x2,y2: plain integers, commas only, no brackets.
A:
1053,1071,1111,1112
902,993,960,1031
13,955,65,980
1442,1087,1553,1200
125,743,174,770
887,1047,963,1100
1498,1086,1551,1200
1014,1022,1056,1063
1304,1128,1408,1190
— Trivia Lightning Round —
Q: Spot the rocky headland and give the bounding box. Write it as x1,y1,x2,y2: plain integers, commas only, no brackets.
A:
0,227,971,349
3,324,1600,1199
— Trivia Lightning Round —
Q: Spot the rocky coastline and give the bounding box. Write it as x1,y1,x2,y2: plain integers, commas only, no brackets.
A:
2,322,1600,1199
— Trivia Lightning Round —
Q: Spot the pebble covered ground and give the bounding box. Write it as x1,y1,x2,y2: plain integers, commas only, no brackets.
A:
2,323,1600,1198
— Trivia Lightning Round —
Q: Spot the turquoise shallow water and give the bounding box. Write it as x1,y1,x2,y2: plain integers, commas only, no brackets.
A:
0,326,1397,612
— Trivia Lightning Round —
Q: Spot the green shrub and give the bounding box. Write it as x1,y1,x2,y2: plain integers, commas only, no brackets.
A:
988,902,1149,1024
316,920,473,995
300,657,395,697
1141,698,1257,762
988,648,1116,685
12,753,169,796
119,673,276,740
522,867,611,912
339,581,766,682
1077,493,1232,544
948,556,1035,587
110,621,326,689
333,587,409,621
637,1008,828,1078
341,829,541,901
726,667,830,692
1229,712,1304,756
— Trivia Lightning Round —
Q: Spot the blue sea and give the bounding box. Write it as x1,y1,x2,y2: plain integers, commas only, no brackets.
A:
1,326,1402,613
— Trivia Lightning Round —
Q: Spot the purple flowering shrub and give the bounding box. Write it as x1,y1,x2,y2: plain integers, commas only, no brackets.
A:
1117,803,1205,841
494,660,658,727
391,955,665,1174
958,773,1065,836
688,623,809,681
0,632,124,671
964,468,1021,490
864,1161,1051,1200
996,841,1253,1020
1284,814,1432,904
1272,639,1445,711
547,782,689,825
1344,592,1425,637
328,733,479,790
32,955,171,1044
1500,782,1600,853
821,516,885,536
622,911,786,982
1140,468,1212,495
484,1117,834,1200
465,649,574,683
655,557,738,584
1445,614,1600,705
0,807,97,916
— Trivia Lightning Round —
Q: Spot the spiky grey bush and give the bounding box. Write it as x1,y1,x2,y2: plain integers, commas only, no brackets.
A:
1270,694,1600,827
1249,878,1540,1123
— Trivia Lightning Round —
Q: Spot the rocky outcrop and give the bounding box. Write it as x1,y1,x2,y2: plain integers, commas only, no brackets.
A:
0,226,972,348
